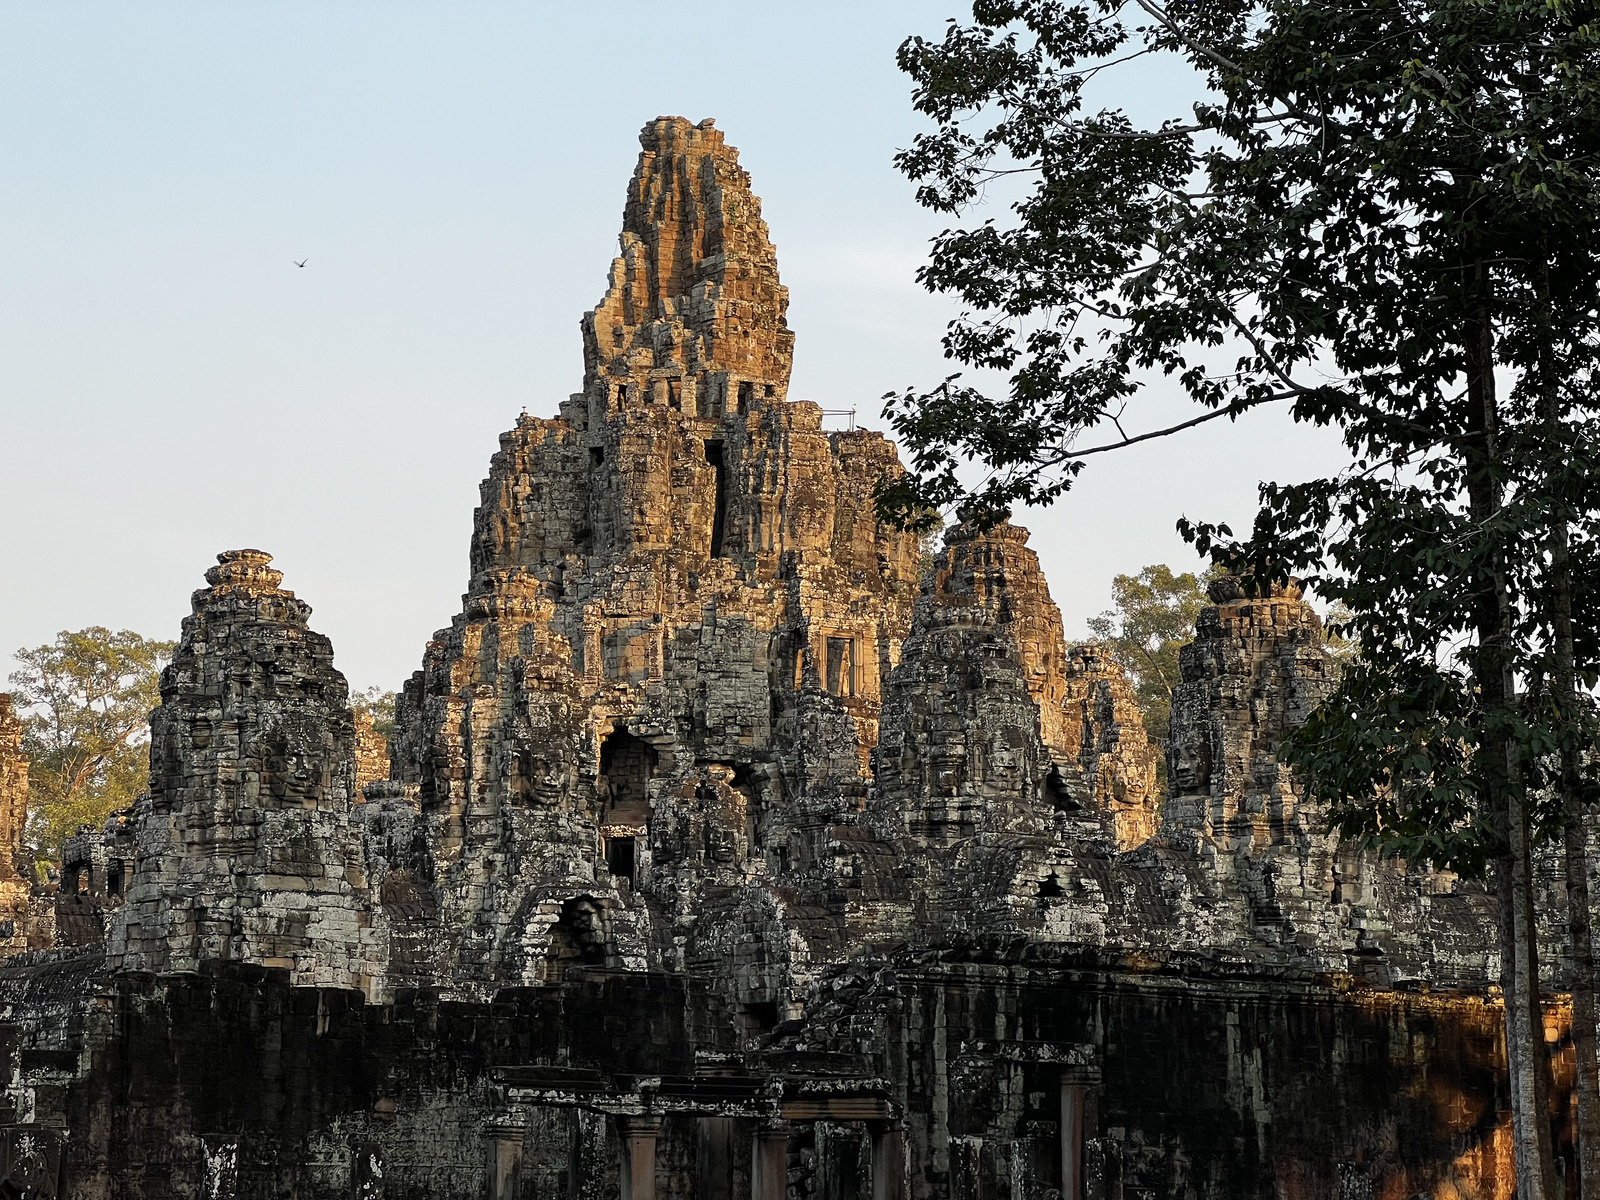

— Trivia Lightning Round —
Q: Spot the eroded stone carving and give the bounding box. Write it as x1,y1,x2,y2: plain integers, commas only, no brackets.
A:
384,116,923,1001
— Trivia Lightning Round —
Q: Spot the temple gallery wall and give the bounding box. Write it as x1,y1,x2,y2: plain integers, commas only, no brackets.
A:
0,117,1578,1200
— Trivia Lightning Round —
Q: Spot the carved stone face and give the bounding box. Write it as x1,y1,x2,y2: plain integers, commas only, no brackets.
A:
567,897,607,951
1168,730,1212,792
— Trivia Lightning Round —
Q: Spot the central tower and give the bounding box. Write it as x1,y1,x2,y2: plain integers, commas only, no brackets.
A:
390,117,923,1000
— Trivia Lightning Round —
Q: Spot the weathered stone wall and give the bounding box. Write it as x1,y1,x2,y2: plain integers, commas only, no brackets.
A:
0,954,1551,1200
788,953,1536,1200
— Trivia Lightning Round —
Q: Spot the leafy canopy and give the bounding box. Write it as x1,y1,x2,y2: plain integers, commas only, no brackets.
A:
8,628,173,860
886,0,1600,876
1087,564,1217,754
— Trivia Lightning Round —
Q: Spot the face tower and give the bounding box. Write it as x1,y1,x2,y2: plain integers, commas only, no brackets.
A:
388,117,924,1000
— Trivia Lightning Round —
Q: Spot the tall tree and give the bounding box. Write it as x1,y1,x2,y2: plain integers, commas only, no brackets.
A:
1087,564,1216,765
8,628,173,861
885,2,1600,1191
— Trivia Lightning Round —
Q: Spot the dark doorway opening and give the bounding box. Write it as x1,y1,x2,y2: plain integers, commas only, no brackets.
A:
1045,764,1078,812
604,836,636,884
744,1001,779,1032
544,895,609,982
598,728,657,825
737,381,754,415
704,441,728,558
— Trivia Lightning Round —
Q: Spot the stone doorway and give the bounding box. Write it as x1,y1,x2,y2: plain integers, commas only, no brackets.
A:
598,729,656,826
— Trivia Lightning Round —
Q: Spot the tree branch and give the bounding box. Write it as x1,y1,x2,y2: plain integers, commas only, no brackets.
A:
1049,391,1293,461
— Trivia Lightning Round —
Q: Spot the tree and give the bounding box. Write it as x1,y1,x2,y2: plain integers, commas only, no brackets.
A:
8,628,173,861
1087,564,1216,765
352,686,397,745
885,2,1600,1192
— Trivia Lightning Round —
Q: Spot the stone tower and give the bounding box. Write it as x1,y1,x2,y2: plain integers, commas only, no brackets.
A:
388,116,923,999
1159,573,1343,946
875,521,1158,850
108,550,376,992
0,695,33,939
871,521,1160,937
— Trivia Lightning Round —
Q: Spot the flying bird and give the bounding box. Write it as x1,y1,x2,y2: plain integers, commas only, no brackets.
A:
294,258,307,268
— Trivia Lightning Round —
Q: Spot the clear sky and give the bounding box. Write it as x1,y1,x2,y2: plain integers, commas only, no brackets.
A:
0,1,1349,695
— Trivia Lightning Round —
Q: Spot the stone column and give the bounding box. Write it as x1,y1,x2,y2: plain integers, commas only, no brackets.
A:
617,1116,660,1200
751,1119,789,1200
868,1121,906,1200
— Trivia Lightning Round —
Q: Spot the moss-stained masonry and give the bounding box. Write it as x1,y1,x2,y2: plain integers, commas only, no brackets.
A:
0,117,1579,1198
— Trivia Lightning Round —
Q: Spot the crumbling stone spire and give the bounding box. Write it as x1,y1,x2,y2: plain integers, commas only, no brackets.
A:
1163,574,1337,846
1059,642,1161,850
874,521,1158,848
389,117,923,997
581,115,793,417
1159,573,1342,944
108,550,376,991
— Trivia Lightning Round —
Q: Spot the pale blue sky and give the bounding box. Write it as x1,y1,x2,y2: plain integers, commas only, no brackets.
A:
0,2,1348,693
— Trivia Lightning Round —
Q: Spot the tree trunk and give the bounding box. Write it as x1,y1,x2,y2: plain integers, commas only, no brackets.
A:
1465,261,1557,1200
1566,784,1599,1195
1534,248,1600,1195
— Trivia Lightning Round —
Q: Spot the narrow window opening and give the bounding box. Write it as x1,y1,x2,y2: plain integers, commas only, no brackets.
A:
825,637,857,697
704,441,728,558
734,764,762,852
744,1001,779,1032
763,384,775,399
61,866,79,896
616,384,628,409
107,863,124,899
604,836,636,884
737,381,754,415
667,379,681,410
589,447,605,468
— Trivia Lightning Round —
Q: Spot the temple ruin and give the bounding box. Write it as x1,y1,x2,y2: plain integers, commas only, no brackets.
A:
0,117,1575,1199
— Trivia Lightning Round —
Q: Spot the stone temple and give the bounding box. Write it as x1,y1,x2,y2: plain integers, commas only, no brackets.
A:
0,117,1579,1198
